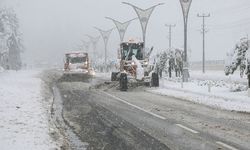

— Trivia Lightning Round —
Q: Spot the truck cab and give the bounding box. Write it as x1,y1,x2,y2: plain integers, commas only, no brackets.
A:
111,39,159,91
120,41,144,61
64,52,89,71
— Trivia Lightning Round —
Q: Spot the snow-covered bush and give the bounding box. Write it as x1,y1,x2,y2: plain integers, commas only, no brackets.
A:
229,84,248,92
196,79,247,92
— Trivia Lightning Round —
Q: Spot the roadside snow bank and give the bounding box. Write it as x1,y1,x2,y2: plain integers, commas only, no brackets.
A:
190,70,247,84
148,76,250,113
0,70,56,149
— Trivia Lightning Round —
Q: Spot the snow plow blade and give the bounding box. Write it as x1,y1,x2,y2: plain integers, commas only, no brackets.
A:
60,72,93,82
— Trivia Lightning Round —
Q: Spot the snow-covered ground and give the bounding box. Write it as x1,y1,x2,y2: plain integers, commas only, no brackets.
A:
148,70,250,113
190,70,247,84
0,70,57,150
0,66,4,73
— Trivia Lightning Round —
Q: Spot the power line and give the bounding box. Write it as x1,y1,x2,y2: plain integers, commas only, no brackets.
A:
197,13,210,74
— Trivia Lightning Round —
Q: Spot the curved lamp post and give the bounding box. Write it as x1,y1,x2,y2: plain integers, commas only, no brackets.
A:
94,27,113,66
122,2,164,57
105,17,137,42
85,35,100,56
180,0,192,82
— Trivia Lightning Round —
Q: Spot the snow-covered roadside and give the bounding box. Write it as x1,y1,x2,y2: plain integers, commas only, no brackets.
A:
148,71,250,113
190,70,247,84
0,66,4,73
0,70,58,150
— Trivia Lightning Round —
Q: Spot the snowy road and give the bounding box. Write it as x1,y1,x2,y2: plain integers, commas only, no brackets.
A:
47,70,250,150
103,89,250,150
55,82,168,150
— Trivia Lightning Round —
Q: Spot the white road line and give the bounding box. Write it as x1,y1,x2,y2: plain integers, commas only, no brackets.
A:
101,91,166,120
216,141,239,150
176,124,199,134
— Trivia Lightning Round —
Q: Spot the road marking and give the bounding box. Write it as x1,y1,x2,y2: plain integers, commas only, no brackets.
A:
101,91,166,120
176,124,199,134
216,141,238,150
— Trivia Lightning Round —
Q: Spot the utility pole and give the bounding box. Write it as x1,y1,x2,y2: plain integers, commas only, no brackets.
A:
165,24,176,49
197,13,210,74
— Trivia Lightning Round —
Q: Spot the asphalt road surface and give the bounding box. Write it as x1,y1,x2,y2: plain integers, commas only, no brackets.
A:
46,70,250,150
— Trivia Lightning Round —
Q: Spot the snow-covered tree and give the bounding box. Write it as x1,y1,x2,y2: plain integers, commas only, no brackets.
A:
0,8,23,70
155,48,184,78
225,38,249,78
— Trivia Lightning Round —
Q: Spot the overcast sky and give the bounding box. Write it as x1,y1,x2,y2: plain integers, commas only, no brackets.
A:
2,0,250,65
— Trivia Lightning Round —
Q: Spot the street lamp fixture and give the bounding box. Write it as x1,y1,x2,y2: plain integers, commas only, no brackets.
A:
122,2,164,57
85,35,100,59
94,27,113,66
105,17,137,42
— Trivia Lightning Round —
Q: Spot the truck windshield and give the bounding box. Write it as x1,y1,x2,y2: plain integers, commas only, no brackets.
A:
121,43,143,60
70,57,87,64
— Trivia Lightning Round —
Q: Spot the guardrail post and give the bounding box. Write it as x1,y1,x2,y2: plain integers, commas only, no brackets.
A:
208,81,211,93
181,77,184,88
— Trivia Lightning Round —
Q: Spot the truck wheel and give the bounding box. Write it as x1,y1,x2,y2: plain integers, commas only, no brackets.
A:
111,72,117,81
151,73,159,87
120,73,128,91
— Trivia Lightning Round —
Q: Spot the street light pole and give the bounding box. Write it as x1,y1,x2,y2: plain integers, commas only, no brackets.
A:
85,35,100,59
165,24,176,49
106,17,137,42
180,0,192,82
94,27,113,66
81,40,90,53
122,2,164,57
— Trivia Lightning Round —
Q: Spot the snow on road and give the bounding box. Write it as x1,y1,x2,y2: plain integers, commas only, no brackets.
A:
0,70,56,150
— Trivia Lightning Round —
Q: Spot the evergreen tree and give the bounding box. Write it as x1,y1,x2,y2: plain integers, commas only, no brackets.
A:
0,8,23,70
